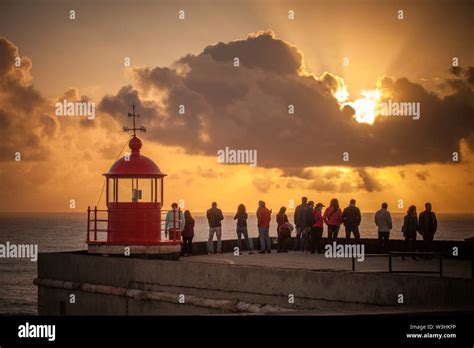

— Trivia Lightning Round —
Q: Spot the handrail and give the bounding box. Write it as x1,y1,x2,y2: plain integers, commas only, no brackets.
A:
86,206,183,244
351,252,443,276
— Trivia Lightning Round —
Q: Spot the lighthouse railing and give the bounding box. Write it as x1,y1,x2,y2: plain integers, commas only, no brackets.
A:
87,206,182,244
87,206,109,243
161,208,183,242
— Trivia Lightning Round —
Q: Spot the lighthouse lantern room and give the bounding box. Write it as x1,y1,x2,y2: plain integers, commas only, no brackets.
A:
86,105,182,256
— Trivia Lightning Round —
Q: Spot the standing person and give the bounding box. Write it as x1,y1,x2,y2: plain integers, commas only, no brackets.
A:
257,201,272,254
323,198,342,244
276,207,290,252
310,203,325,254
402,205,419,260
256,200,264,235
342,199,361,244
165,203,185,241
234,204,253,254
294,197,313,254
374,202,393,253
206,202,224,255
182,210,194,257
418,203,437,258
305,201,315,253
256,200,263,218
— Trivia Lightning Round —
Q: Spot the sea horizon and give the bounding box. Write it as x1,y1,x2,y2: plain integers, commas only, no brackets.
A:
2,210,474,215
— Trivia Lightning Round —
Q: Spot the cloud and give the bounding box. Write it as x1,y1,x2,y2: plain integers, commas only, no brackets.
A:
252,174,274,193
0,38,58,162
201,30,305,75
196,166,224,178
99,31,474,173
356,168,382,192
415,171,430,181
282,167,383,193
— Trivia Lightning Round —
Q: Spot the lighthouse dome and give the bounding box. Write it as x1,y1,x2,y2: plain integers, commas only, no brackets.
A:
104,136,166,178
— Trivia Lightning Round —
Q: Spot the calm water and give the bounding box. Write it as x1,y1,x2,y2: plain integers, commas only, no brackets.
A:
0,212,473,314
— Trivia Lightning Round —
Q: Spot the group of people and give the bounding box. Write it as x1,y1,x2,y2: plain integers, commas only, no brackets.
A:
163,198,438,258
276,197,361,254
374,201,438,257
401,203,438,259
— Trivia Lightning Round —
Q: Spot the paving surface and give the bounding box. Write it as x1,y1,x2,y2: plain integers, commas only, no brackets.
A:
180,251,473,314
182,251,472,279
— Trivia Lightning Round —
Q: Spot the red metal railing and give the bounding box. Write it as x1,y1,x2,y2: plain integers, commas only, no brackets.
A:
161,208,183,242
86,206,109,243
86,206,183,244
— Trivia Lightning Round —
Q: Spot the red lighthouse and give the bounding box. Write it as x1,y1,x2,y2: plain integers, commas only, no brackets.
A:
86,105,182,256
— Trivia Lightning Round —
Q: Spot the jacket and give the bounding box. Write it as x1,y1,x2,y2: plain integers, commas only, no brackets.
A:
323,206,342,226
312,209,324,228
341,205,361,227
402,214,418,237
165,209,185,231
294,203,313,227
276,212,289,227
418,211,437,236
234,211,248,227
257,207,271,228
375,208,392,232
276,212,289,234
206,207,224,228
182,217,195,238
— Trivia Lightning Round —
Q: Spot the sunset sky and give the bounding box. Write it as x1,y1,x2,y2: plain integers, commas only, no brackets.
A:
0,0,473,213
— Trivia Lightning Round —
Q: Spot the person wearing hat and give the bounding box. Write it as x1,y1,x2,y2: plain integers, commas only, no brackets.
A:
310,202,325,253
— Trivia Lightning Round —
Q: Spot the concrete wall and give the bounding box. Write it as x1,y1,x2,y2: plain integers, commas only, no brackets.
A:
200,237,473,258
38,286,223,315
37,251,474,315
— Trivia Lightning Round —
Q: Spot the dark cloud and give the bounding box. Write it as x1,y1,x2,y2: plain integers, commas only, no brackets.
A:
99,31,474,173
415,171,430,181
308,180,338,192
281,167,383,193
200,30,304,75
0,38,57,161
356,168,382,192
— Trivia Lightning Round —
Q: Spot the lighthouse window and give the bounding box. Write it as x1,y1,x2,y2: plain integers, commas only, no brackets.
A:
107,178,119,203
138,179,153,202
109,178,155,203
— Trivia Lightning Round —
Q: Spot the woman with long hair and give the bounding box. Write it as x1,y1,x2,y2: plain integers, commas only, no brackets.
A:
323,198,342,244
276,206,290,252
311,202,325,253
402,205,419,260
234,204,253,254
182,210,195,257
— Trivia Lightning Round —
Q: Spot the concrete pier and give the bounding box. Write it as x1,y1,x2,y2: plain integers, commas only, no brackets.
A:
35,238,473,315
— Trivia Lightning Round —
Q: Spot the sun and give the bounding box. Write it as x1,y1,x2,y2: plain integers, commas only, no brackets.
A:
333,82,382,125
343,90,382,124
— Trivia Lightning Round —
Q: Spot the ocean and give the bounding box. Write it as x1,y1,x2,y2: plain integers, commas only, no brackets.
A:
0,212,473,314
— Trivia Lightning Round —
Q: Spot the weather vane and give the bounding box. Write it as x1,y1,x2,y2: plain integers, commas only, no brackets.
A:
123,103,146,136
